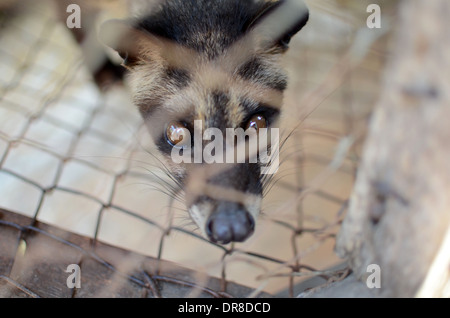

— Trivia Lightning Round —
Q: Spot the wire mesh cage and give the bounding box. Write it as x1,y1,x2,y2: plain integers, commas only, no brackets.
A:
0,0,448,298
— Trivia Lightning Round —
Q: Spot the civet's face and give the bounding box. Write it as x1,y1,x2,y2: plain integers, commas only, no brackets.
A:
100,0,308,244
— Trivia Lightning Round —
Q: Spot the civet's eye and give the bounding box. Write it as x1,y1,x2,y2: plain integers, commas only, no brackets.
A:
166,121,190,148
245,114,267,131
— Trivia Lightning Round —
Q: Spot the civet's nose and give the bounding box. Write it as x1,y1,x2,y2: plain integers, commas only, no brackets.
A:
205,201,255,244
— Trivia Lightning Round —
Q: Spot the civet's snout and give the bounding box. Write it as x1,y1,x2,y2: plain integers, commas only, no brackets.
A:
206,201,255,244
186,162,262,244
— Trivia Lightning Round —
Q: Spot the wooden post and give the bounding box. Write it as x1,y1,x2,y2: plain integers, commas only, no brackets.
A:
336,0,450,297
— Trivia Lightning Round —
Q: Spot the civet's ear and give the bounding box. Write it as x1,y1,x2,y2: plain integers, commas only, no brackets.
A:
99,19,197,69
98,19,140,66
246,0,309,53
99,19,164,67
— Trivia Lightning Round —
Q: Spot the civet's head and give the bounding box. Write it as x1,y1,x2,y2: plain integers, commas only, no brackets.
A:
100,0,308,244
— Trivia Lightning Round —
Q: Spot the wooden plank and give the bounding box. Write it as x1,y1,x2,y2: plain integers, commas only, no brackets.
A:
0,209,270,298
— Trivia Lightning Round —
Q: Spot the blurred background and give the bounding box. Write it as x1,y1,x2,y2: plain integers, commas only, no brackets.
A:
0,0,397,297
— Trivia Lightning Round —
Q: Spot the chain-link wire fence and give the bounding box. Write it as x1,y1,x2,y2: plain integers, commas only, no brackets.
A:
0,0,395,297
